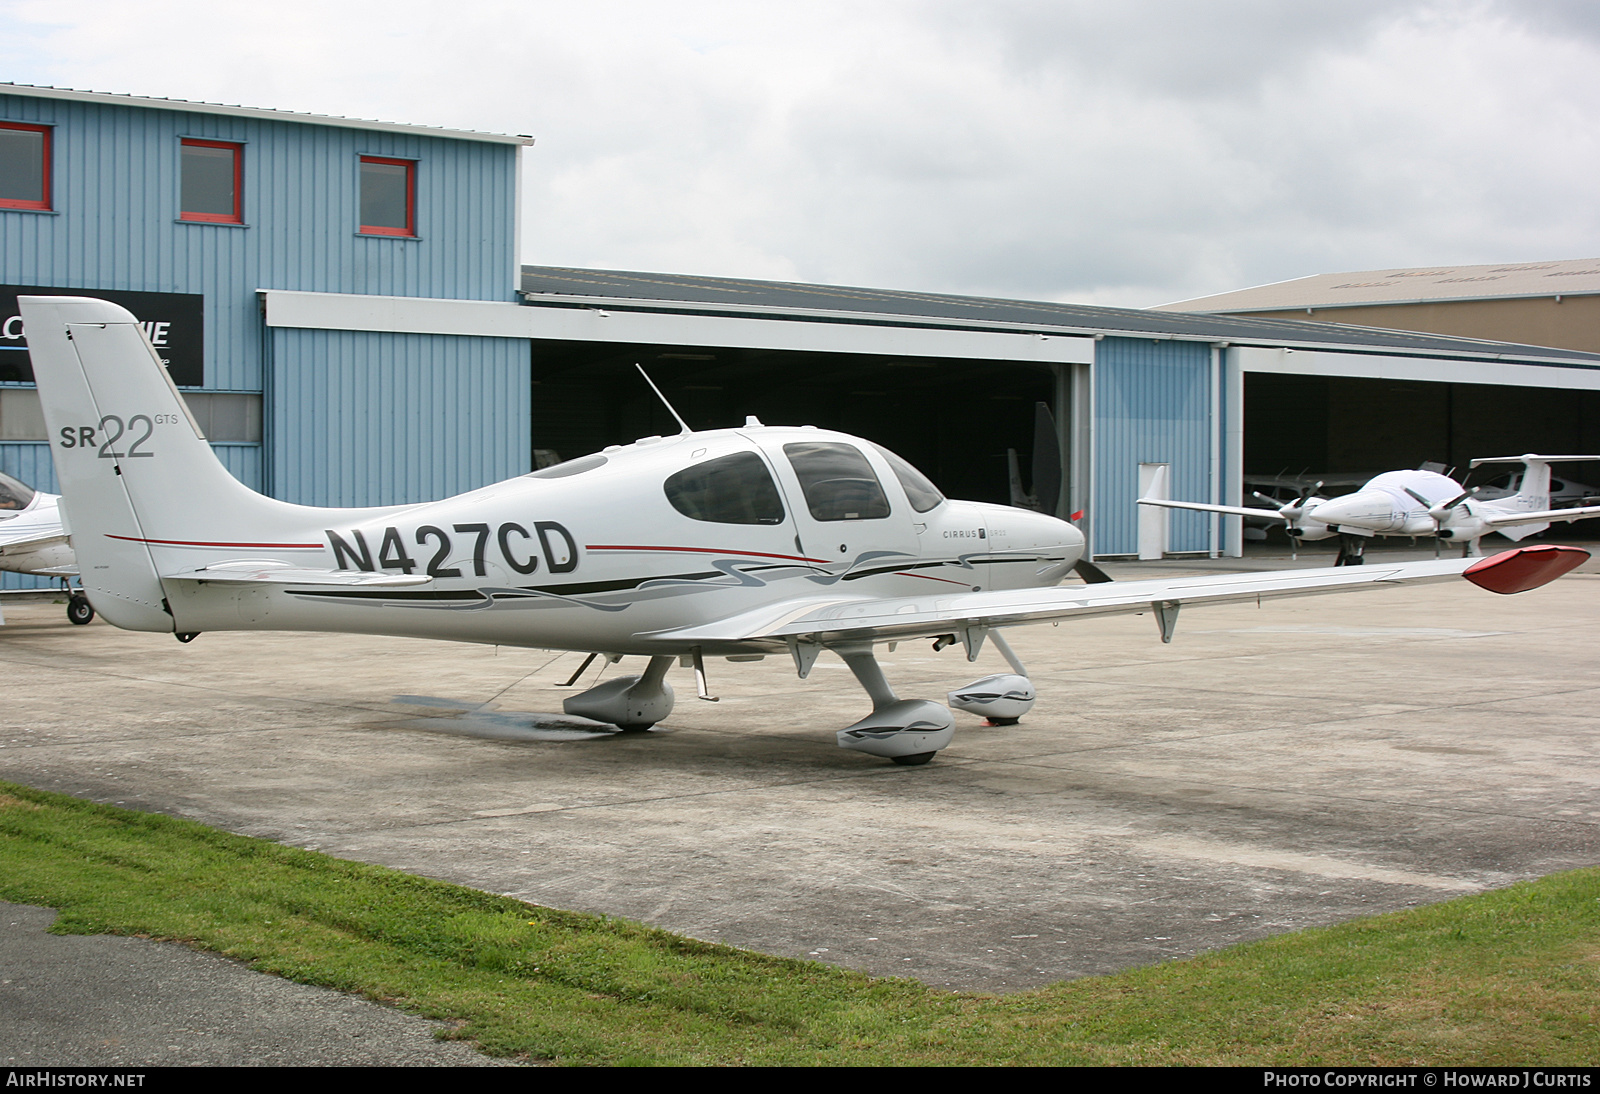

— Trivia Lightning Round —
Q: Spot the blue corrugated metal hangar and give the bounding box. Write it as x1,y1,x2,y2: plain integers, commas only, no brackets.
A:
5,81,1600,586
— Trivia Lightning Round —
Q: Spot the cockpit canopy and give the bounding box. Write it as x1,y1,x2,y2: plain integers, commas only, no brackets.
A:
0,471,35,512
662,438,945,525
783,441,892,521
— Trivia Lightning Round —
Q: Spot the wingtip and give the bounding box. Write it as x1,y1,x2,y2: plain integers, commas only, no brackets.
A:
1463,544,1590,594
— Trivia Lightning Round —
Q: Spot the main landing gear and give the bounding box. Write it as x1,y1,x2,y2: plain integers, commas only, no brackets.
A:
59,579,94,625
1334,533,1367,566
835,629,1038,764
832,642,956,765
560,632,1038,766
563,654,676,731
66,593,94,625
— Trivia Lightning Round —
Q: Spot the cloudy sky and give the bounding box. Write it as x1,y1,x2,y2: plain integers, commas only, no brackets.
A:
2,0,1596,307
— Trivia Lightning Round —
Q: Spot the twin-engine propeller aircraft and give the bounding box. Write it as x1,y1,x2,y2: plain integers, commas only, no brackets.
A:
0,472,92,624
18,296,1592,765
1140,458,1600,565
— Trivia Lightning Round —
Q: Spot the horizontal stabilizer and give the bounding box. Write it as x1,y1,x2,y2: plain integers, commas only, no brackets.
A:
1469,454,1600,467
1484,504,1600,528
0,533,69,554
161,560,432,587
1136,497,1288,522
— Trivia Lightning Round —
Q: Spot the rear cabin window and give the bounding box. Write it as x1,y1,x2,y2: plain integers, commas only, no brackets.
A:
665,451,785,525
783,441,892,521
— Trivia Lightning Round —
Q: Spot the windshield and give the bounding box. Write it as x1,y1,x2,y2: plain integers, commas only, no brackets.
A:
871,444,944,513
0,471,35,511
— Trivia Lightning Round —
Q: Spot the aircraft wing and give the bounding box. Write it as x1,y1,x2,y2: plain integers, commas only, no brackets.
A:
0,532,76,577
0,531,69,553
1136,497,1289,522
652,556,1480,647
160,561,432,587
1483,504,1600,529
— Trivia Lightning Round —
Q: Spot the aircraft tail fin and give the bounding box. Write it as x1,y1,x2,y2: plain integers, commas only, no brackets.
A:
20,296,326,630
1495,455,1561,541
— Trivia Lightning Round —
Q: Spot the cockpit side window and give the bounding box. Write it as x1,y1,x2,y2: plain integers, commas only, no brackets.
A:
665,451,785,525
783,441,892,521
0,471,34,511
870,443,944,513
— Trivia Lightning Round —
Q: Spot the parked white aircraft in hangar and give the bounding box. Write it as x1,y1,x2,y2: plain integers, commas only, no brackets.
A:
17,296,1591,765
1140,457,1600,565
0,471,93,624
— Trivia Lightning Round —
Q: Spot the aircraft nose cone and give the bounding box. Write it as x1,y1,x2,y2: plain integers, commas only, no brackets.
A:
1311,490,1404,532
1015,511,1083,583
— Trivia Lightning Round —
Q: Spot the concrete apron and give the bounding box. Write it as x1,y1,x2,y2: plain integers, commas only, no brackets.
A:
2,548,1598,992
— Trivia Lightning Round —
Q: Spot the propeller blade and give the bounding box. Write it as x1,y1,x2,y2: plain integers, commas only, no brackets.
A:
1031,402,1062,519
1006,449,1028,508
1281,481,1321,524
1427,491,1472,523
1073,558,1114,584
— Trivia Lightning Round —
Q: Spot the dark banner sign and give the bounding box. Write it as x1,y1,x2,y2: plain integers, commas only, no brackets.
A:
0,285,205,387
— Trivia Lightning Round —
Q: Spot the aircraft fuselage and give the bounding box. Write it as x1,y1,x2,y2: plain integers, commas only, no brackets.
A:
155,426,1084,655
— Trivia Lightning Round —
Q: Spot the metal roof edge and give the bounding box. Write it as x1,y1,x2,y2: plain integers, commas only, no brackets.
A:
519,289,1100,339
0,83,534,145
1169,289,1600,313
1150,273,1322,311
516,290,1600,367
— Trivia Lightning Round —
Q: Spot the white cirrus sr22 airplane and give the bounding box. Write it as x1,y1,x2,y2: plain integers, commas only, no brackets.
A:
19,296,1592,765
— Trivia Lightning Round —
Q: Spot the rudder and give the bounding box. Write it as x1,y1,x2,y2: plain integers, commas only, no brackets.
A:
20,296,316,630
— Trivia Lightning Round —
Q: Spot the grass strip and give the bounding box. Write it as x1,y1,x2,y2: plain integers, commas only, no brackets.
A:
1,781,1597,1065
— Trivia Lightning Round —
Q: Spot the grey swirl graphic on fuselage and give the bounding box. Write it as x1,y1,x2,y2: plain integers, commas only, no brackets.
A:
286,548,1015,614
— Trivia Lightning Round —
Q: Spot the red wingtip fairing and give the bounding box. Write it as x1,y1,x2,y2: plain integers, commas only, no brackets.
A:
1463,544,1591,594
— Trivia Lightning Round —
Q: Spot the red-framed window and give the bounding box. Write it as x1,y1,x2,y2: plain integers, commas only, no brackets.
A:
179,139,243,224
0,122,52,211
359,156,415,237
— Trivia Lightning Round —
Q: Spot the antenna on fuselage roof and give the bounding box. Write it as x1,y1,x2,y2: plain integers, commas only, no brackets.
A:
634,363,692,435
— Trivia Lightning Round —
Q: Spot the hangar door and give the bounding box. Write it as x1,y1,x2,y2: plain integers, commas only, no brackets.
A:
1245,373,1600,483
526,340,1063,510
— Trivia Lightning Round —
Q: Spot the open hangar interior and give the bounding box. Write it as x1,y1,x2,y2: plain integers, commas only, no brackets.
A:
527,339,1053,509
1246,373,1600,491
